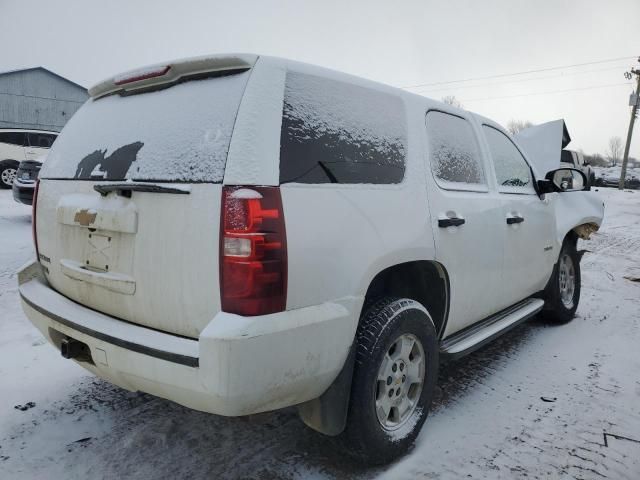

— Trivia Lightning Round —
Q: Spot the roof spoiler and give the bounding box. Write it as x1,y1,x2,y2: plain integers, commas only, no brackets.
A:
88,53,258,99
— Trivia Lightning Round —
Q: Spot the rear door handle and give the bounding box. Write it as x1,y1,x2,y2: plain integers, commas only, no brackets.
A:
438,217,466,228
506,215,525,224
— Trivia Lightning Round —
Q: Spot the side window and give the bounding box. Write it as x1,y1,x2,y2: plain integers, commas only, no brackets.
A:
425,111,486,190
0,132,26,146
561,150,574,165
483,125,535,193
279,72,406,184
28,132,55,148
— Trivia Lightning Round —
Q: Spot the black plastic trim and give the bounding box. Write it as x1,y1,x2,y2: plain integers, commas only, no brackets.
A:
20,292,199,367
94,183,191,196
506,216,525,224
438,217,465,228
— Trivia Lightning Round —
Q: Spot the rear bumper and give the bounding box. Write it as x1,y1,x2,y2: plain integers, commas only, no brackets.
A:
18,260,357,416
12,180,35,205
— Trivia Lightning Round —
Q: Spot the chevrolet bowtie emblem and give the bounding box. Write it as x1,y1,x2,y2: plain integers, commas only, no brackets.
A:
74,209,97,226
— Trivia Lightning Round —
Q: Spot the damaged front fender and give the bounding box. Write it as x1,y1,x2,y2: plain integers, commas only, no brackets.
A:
553,191,604,245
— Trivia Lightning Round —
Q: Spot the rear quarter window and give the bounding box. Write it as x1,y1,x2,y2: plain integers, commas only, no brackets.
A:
0,132,26,146
279,72,407,184
40,71,250,182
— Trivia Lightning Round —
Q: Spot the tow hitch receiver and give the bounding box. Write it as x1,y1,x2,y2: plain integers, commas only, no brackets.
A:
60,337,91,362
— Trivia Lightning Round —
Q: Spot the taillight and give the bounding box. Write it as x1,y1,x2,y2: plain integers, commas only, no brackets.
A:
220,186,287,316
32,179,40,261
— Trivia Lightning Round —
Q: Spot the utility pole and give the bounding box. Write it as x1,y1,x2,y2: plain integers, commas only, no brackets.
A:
619,58,640,190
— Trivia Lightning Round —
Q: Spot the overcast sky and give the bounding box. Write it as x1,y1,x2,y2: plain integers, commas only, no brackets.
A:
1,0,638,156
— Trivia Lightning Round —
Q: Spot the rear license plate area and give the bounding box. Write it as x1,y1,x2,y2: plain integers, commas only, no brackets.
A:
86,232,113,271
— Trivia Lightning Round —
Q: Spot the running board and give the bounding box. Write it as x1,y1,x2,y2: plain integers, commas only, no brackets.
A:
440,298,544,361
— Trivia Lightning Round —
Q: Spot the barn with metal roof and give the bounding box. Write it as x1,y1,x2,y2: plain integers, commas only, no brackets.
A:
0,67,88,132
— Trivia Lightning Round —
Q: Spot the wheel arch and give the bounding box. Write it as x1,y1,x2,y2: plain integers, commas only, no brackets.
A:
298,260,450,436
554,191,604,248
362,260,450,340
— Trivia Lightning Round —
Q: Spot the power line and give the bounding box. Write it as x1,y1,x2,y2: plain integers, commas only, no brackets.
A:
460,81,632,103
412,64,628,94
400,55,636,90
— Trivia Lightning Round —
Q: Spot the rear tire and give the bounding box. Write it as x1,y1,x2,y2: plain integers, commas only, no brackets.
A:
0,160,19,189
339,297,438,465
543,239,580,323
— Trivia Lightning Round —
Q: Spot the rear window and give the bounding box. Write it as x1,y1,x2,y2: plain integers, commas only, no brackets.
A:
40,71,250,182
279,72,406,184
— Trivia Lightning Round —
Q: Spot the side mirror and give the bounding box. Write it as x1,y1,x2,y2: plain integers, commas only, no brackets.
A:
542,168,589,192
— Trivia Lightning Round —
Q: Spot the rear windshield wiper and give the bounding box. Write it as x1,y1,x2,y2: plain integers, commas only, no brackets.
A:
94,183,191,197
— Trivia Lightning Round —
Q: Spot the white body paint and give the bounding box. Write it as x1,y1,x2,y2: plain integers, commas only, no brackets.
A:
18,54,604,416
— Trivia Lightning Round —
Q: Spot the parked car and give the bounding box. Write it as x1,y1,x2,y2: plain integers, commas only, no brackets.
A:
561,149,595,187
0,129,57,189
625,175,640,189
596,169,640,189
12,154,47,205
17,54,604,464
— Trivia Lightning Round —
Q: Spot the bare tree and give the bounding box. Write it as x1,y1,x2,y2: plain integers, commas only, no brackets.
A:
584,153,608,167
607,136,623,166
507,119,534,135
441,95,463,109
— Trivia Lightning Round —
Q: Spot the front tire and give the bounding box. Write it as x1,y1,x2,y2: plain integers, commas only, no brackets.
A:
339,297,438,465
544,239,581,323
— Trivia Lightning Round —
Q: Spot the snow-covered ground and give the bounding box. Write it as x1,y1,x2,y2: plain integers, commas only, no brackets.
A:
1,188,639,479
593,165,640,183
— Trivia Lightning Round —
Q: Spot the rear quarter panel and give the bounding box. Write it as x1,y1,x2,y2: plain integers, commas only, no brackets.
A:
281,97,435,320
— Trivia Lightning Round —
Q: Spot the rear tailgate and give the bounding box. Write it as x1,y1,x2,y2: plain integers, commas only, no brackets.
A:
36,63,252,338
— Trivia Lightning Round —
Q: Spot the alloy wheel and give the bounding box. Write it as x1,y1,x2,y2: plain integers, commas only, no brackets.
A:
558,253,576,309
374,333,425,430
1,167,17,187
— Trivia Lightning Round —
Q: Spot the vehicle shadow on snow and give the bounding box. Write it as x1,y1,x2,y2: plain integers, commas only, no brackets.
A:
432,315,556,411
51,380,376,480
2,213,31,225
36,316,555,480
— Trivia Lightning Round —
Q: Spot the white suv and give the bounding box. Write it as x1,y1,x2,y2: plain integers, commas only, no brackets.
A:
18,54,604,464
0,129,57,188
